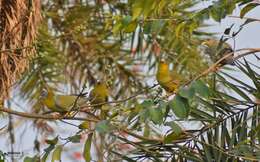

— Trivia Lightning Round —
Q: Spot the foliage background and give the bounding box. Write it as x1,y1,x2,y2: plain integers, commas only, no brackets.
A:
0,0,260,162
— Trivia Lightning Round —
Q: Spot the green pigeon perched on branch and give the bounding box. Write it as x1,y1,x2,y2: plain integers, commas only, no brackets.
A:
89,81,109,109
156,60,180,93
40,88,87,113
201,39,234,66
89,81,109,119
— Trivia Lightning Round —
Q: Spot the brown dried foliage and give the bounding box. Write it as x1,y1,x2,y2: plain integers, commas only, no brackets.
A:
0,0,41,100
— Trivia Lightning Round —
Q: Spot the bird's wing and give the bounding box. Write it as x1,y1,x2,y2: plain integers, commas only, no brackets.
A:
55,95,79,111
57,95,86,107
89,90,97,103
77,97,87,106
170,70,181,84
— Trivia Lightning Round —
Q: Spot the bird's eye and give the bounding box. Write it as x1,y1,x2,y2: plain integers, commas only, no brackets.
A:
96,80,101,85
40,90,48,97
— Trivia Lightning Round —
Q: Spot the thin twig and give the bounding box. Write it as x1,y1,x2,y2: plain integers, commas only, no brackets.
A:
188,104,256,143
0,107,98,122
183,48,260,86
229,15,260,22
7,101,15,162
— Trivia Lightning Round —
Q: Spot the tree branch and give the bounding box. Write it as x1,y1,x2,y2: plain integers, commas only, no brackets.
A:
183,48,260,86
0,107,98,122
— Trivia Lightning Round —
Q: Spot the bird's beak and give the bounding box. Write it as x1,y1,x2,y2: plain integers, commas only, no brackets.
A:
39,90,48,99
201,41,208,46
39,94,44,100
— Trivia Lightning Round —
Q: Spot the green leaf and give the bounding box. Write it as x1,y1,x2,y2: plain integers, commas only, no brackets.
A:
124,21,137,33
201,137,213,161
95,120,111,133
45,136,58,145
164,131,183,143
175,22,186,37
182,151,203,162
0,151,5,162
112,21,122,34
121,16,132,26
142,0,155,19
190,108,215,121
192,80,210,98
217,75,252,101
165,121,182,135
158,100,168,118
241,18,258,27
24,156,40,162
238,0,252,6
224,24,234,35
210,5,222,22
139,109,150,122
51,145,62,162
143,22,152,34
192,8,210,20
240,3,260,18
149,107,163,124
120,16,137,33
68,134,81,143
78,121,89,130
141,100,154,108
42,144,56,162
41,153,48,162
143,123,150,137
83,133,93,162
243,60,260,90
179,86,195,99
111,150,136,162
44,144,55,154
220,72,255,90
132,1,143,20
158,100,167,112
168,95,190,119
24,157,33,162
151,20,165,34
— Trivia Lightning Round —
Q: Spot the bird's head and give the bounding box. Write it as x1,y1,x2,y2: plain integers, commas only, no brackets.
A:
202,39,232,50
96,80,108,89
201,39,213,47
40,89,48,99
96,80,103,87
40,88,54,100
96,80,102,85
93,80,109,97
158,60,169,71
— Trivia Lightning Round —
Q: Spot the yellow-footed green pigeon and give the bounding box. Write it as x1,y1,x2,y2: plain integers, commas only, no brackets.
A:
40,88,87,112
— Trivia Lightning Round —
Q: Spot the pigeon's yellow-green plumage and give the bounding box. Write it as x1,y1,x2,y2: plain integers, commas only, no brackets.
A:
156,61,180,93
41,88,87,112
89,82,109,108
89,81,109,119
202,39,234,66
